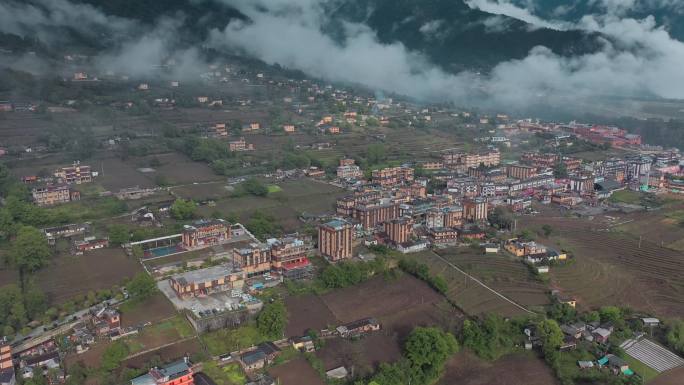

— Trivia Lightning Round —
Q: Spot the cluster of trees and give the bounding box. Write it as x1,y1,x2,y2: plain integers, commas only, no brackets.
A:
256,300,288,339
246,211,282,240
125,273,158,301
318,258,386,289
397,258,448,294
461,314,520,360
237,178,269,197
0,282,47,336
666,320,684,355
370,327,459,385
488,206,514,230
170,199,197,220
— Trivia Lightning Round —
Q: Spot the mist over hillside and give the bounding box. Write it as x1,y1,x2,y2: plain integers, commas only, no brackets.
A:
1,0,684,114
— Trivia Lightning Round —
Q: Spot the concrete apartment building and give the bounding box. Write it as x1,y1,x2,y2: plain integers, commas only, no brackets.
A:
233,243,272,276
0,341,15,385
131,359,194,385
371,166,414,187
31,185,79,206
55,163,93,184
268,237,312,279
169,265,245,299
182,219,230,249
319,219,353,261
383,217,413,245
354,199,400,229
464,198,488,222
443,150,501,169
336,158,363,179
506,164,537,180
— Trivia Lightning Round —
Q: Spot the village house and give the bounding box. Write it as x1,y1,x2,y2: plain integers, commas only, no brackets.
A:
229,137,254,152
504,239,547,257
291,336,315,352
336,318,381,338
130,358,194,385
283,124,296,133
74,237,109,254
32,185,79,206
242,122,261,131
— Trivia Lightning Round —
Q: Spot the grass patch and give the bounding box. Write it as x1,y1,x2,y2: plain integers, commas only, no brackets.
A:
665,210,684,223
200,324,266,356
267,185,282,193
202,362,247,385
620,354,660,383
609,190,643,205
152,316,194,339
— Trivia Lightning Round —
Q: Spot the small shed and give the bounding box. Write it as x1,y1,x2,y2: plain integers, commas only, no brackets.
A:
641,317,660,327
326,366,349,379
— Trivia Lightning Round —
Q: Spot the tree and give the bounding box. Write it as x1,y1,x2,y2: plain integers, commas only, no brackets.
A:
666,320,684,355
405,327,458,376
108,224,130,246
6,226,51,285
366,144,387,165
126,273,157,300
541,224,553,237
488,206,514,229
537,319,563,366
170,199,196,220
599,306,623,324
257,300,287,339
553,161,568,178
242,178,269,197
101,341,129,372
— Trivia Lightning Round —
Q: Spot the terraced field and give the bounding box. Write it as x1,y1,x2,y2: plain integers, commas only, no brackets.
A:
520,211,684,317
419,249,545,317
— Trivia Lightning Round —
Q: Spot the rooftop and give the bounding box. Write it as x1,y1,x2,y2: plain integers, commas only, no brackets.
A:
171,264,235,286
324,219,350,230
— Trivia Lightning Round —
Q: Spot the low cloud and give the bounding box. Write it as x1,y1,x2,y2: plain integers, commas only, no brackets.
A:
209,0,684,111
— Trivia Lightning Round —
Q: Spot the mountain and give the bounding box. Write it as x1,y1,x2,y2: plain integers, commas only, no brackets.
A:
327,0,602,72
2,0,603,74
506,0,684,41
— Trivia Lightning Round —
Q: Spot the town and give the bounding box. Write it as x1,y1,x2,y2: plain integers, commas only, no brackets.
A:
1,35,684,385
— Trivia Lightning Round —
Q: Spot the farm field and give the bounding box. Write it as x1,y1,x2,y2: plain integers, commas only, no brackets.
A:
284,274,464,340
195,178,346,232
123,336,202,369
119,292,177,327
34,248,143,304
284,294,338,337
650,366,684,385
418,250,538,317
320,274,446,324
268,357,326,385
520,212,684,318
434,248,551,310
139,152,219,185
437,350,559,385
315,334,402,377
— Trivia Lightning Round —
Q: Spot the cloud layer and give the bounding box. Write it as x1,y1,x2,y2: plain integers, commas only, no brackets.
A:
2,0,684,112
